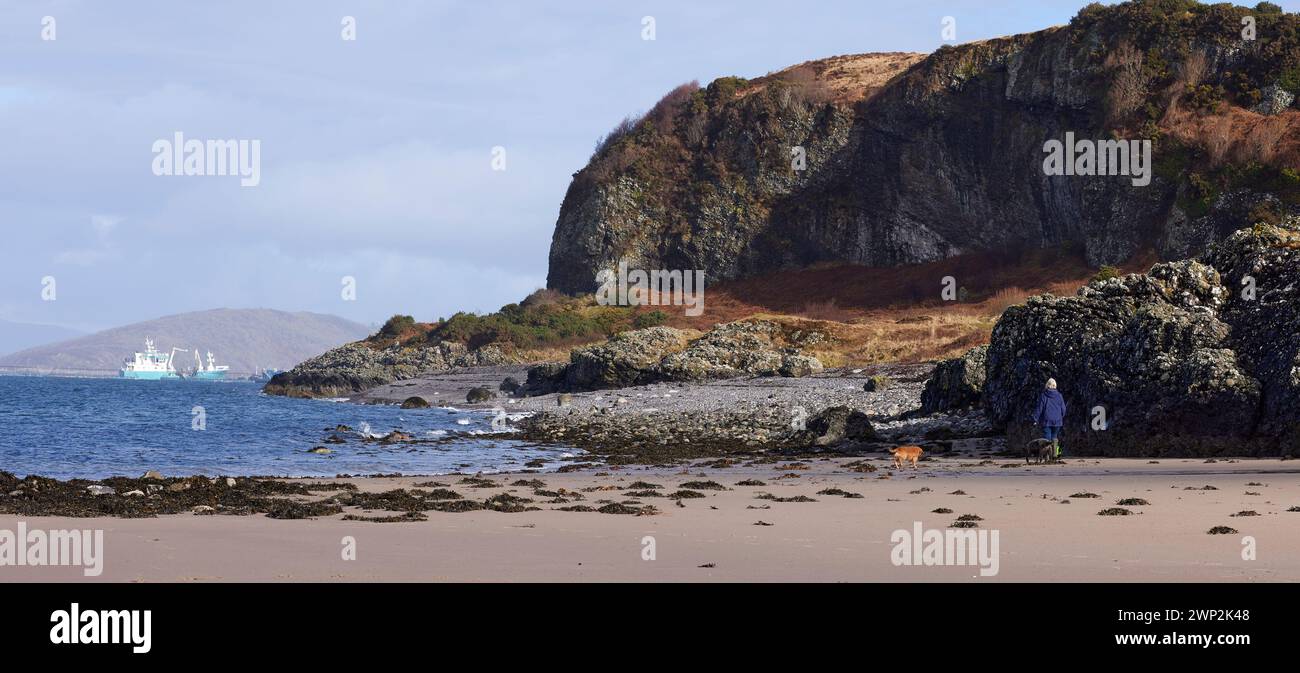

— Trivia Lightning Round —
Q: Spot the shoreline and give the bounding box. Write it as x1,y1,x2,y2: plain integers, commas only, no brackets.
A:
3,456,1296,582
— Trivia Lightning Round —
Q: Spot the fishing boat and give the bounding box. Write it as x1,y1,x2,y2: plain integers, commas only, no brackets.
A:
191,350,230,381
120,339,184,380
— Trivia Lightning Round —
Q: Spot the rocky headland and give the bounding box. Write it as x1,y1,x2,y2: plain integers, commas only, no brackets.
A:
265,2,1300,461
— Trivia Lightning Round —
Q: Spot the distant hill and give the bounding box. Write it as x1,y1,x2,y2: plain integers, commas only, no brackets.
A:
0,309,372,374
0,319,87,358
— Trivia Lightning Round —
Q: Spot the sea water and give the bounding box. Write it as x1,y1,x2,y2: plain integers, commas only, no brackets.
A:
0,376,574,479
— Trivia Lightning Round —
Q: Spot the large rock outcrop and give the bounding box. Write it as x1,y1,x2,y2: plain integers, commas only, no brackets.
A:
983,219,1300,456
920,345,988,413
264,341,510,398
526,320,825,393
547,2,1299,294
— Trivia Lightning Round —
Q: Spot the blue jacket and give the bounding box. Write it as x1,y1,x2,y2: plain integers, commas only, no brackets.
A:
1033,389,1067,426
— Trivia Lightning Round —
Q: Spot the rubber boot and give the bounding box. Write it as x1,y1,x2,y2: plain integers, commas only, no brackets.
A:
1053,438,1061,459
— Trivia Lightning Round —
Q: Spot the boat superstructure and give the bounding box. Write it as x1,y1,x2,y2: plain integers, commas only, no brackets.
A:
120,339,184,380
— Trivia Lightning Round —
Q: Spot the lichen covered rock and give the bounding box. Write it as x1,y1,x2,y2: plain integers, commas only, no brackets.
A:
526,320,825,393
264,341,510,398
920,346,987,413
983,219,1300,456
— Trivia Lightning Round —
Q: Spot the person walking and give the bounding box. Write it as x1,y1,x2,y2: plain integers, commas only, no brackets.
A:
1033,378,1067,458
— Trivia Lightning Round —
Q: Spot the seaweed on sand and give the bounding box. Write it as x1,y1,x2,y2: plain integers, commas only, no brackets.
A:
263,500,344,520
597,502,658,515
484,493,539,513
816,488,863,499
755,494,817,503
680,480,726,491
342,511,428,523
0,472,356,519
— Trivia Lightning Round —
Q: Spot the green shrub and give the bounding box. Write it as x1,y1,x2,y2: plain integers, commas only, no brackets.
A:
424,298,634,351
376,315,416,339
632,310,669,329
1092,265,1122,282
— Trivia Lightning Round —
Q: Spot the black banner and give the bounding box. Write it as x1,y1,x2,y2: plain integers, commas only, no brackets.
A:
2,582,1288,662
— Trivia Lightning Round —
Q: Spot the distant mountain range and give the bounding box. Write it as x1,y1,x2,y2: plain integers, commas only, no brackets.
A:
0,319,87,358
0,309,372,374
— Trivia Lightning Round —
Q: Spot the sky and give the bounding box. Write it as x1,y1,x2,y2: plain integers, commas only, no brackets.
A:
3,0,1291,333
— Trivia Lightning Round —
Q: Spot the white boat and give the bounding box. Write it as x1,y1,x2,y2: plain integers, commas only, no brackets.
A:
120,339,184,380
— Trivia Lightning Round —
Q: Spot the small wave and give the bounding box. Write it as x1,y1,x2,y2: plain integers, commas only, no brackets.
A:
356,422,386,439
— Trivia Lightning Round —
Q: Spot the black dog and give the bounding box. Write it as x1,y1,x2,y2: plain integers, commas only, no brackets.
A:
1025,438,1055,464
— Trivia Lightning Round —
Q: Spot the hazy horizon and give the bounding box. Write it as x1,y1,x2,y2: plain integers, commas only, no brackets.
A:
5,0,1294,333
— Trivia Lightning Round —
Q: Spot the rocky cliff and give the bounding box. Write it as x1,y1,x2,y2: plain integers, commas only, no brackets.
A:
547,1,1300,294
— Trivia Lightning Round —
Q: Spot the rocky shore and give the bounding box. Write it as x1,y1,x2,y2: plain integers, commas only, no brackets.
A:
266,220,1300,463
355,360,997,463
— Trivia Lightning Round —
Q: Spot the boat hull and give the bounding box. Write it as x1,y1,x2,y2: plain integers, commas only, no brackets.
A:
120,370,179,380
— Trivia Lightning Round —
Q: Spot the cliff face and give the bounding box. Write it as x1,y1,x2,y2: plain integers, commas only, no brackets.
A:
547,1,1300,295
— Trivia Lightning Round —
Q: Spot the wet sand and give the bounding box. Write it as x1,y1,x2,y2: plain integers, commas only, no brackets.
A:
3,457,1297,582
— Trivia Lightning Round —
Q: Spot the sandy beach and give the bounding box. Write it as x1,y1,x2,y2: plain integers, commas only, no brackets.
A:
4,456,1297,582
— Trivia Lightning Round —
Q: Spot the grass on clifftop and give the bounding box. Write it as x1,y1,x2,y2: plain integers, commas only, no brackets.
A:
364,244,1143,368
365,290,642,357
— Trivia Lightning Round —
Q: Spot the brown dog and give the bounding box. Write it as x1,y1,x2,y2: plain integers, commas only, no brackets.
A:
890,445,924,469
